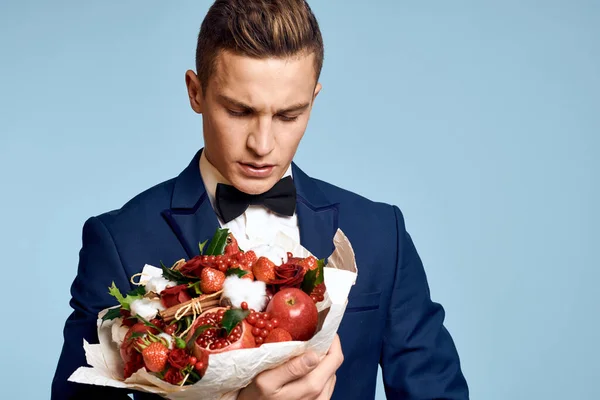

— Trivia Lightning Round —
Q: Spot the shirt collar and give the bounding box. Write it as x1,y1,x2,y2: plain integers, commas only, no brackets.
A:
199,150,293,208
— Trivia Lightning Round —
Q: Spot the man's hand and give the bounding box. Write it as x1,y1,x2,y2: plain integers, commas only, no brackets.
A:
238,334,344,400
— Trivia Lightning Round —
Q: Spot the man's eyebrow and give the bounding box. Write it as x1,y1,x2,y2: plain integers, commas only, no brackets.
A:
218,95,256,112
277,102,310,114
218,94,309,115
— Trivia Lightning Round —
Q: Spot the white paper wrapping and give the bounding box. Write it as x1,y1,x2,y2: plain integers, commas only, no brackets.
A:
69,229,357,399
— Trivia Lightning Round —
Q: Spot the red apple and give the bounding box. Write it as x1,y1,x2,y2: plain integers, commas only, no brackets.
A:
266,288,318,341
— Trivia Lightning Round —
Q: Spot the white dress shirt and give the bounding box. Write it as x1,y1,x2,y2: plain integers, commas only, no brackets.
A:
199,151,301,251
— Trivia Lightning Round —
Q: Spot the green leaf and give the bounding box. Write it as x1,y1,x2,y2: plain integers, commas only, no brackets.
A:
205,228,229,256
188,281,203,295
301,258,326,294
108,282,144,311
161,261,198,285
315,258,326,285
221,309,250,336
174,337,186,349
186,325,213,350
102,307,122,321
225,268,248,278
128,285,146,297
135,314,164,333
187,369,202,384
129,331,146,341
199,240,209,255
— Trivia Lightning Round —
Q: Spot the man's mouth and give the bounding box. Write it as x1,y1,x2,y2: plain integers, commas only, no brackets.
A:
239,162,276,178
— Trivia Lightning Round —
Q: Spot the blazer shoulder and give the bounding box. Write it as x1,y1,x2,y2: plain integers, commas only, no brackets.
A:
312,177,400,216
93,177,177,230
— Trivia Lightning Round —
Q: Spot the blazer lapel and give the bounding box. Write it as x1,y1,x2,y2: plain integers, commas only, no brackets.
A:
162,152,339,261
292,163,339,260
162,150,220,259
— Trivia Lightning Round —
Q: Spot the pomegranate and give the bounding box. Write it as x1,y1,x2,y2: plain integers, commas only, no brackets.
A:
266,288,319,341
187,307,255,361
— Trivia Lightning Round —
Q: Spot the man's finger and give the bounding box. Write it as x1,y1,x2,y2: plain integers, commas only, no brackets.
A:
316,374,337,400
284,336,344,395
255,351,320,392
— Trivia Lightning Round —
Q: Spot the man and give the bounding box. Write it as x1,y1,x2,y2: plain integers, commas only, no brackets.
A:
52,0,469,399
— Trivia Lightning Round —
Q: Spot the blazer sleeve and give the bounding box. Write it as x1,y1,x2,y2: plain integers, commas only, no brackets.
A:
379,206,469,399
51,216,133,400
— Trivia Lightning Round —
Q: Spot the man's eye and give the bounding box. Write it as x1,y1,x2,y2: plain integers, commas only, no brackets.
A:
227,109,249,117
278,115,299,122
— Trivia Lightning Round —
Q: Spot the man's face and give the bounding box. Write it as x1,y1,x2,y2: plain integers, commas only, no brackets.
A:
186,51,321,195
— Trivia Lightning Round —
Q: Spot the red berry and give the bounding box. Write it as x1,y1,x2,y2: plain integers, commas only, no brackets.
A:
195,361,205,371
241,302,248,310
165,324,178,335
256,319,266,329
189,356,197,366
255,336,264,345
252,327,261,337
270,318,279,328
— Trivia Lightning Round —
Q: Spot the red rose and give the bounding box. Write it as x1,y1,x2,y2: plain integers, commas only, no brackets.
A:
123,349,144,379
269,263,306,289
177,256,208,278
164,367,184,385
167,348,191,370
160,284,192,308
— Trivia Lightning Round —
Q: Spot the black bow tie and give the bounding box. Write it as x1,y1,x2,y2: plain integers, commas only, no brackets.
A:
214,176,297,223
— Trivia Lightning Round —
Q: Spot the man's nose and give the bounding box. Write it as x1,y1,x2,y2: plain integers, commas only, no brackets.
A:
246,116,275,157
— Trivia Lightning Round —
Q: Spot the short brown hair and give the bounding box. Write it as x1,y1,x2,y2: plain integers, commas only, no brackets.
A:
195,0,324,92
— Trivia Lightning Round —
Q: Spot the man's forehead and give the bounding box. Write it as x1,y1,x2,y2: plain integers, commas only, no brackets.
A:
211,51,317,89
208,50,317,109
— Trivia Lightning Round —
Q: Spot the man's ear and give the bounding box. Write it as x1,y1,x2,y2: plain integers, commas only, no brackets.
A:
185,70,204,114
313,82,322,101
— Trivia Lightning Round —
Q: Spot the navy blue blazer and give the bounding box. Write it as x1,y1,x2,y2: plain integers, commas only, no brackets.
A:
52,150,469,399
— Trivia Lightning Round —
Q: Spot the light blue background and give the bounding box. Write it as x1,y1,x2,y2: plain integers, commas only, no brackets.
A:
1,1,598,399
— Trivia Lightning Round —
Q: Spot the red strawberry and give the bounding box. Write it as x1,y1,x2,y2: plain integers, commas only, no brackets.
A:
120,323,158,366
200,267,226,293
293,255,318,274
224,233,239,256
142,342,169,373
239,265,254,280
236,250,257,280
253,257,276,283
241,250,257,266
265,328,293,343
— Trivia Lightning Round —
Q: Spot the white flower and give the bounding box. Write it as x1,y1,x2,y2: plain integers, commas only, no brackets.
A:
222,276,268,311
249,244,288,265
110,318,130,346
145,276,177,295
157,333,174,349
130,298,165,320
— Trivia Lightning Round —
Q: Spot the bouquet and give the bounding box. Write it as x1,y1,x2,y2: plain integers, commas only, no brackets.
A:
69,228,357,399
